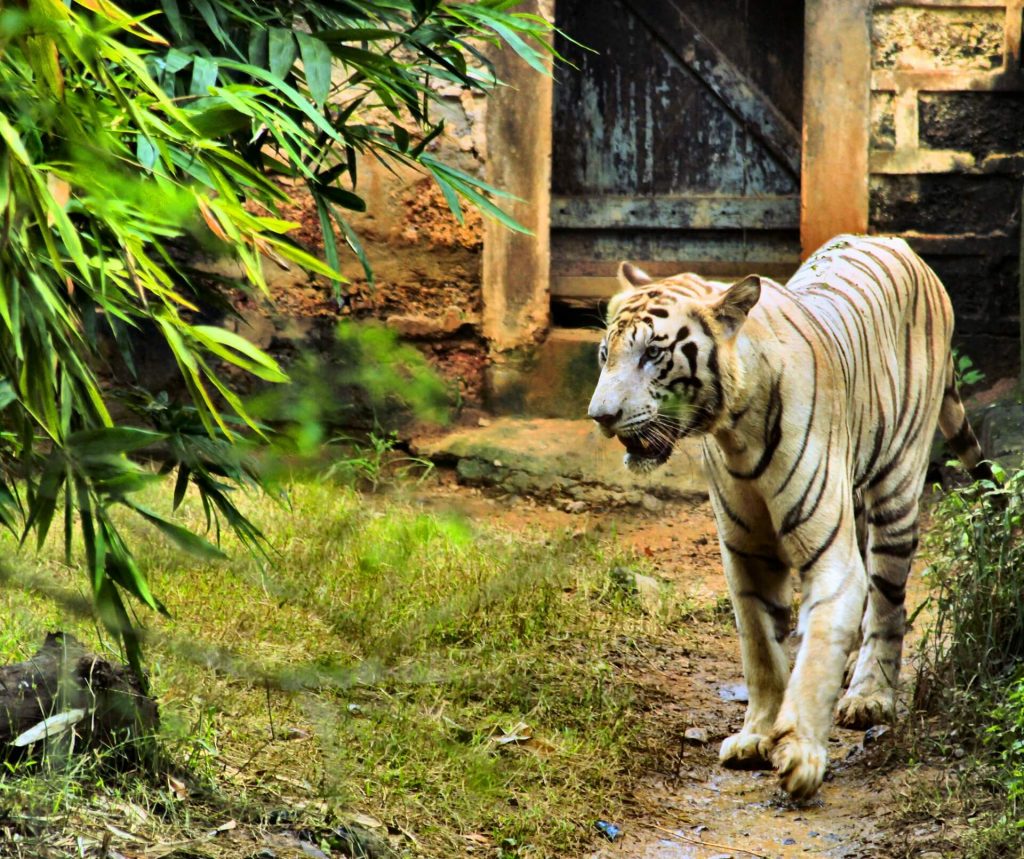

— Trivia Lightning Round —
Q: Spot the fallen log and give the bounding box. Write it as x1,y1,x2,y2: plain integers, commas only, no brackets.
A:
0,632,158,759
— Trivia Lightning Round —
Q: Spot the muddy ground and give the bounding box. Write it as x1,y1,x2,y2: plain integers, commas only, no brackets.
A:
426,481,958,859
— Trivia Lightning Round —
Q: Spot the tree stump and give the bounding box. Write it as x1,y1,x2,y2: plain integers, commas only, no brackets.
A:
0,632,158,760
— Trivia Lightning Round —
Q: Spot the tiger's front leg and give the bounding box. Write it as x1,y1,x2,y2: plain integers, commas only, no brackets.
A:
771,515,866,798
717,541,792,771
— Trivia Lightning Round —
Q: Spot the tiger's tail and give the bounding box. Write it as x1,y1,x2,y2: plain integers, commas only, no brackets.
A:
938,355,995,483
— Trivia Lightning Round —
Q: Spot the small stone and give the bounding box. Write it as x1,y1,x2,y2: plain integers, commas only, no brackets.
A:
595,821,622,841
634,573,667,613
719,683,749,703
565,500,587,514
782,837,796,845
863,724,891,745
493,459,503,468
329,824,393,859
641,493,663,513
477,417,491,427
683,727,709,746
298,841,330,859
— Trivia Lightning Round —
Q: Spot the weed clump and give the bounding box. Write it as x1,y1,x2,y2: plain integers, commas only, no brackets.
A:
916,465,1024,855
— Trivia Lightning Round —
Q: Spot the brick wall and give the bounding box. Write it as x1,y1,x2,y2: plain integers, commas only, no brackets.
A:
868,0,1024,377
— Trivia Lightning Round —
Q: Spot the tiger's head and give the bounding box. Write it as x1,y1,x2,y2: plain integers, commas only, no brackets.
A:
588,262,761,473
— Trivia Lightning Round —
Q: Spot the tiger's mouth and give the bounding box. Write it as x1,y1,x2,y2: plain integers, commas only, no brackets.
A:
617,425,677,472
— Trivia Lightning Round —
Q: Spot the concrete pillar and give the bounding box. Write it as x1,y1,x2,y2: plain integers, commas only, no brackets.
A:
801,0,871,258
481,0,553,353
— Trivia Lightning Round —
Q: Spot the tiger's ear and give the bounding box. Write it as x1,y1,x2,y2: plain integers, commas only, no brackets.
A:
713,275,761,337
617,261,653,290
608,262,654,321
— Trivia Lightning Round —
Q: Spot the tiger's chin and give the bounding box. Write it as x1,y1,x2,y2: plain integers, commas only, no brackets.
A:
620,433,675,473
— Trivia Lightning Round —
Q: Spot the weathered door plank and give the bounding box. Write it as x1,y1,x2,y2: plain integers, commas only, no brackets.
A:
621,0,803,178
551,194,800,230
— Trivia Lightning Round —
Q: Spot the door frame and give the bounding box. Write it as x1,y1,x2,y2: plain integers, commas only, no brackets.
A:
481,0,872,352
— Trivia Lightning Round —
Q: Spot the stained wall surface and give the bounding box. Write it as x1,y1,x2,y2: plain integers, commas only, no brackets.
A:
868,0,1024,376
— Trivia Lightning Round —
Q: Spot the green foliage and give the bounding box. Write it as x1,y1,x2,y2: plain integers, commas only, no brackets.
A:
964,675,1024,857
917,463,1020,704
0,0,555,667
916,465,1024,855
986,678,1024,808
953,347,986,388
133,0,558,283
323,430,434,490
247,320,452,458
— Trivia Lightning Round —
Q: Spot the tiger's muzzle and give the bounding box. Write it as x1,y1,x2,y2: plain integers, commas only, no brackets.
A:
616,421,679,472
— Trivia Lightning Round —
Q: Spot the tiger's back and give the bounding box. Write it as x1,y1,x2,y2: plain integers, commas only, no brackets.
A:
745,236,960,504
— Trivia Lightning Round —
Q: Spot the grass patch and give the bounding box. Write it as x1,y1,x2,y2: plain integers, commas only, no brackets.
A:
0,478,687,857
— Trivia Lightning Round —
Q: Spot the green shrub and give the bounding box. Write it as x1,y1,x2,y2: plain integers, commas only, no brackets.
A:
917,463,1022,707
986,677,1024,810
916,464,1024,854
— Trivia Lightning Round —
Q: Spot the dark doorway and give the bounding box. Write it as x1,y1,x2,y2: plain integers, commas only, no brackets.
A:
551,0,805,322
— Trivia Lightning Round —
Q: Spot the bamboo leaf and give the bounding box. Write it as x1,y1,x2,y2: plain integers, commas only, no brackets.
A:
127,501,227,560
296,31,333,108
315,183,366,212
190,55,219,96
268,28,298,79
67,427,165,458
191,325,289,383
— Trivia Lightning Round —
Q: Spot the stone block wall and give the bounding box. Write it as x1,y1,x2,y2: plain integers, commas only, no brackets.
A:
868,0,1024,377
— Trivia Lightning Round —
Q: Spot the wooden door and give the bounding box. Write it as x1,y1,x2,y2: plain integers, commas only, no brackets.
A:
551,0,805,311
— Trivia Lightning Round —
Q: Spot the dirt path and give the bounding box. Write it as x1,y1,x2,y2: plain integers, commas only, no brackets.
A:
422,483,938,859
589,503,926,859
587,632,899,859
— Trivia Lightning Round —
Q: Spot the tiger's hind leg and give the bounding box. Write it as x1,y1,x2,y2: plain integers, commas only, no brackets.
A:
843,497,869,687
836,472,923,729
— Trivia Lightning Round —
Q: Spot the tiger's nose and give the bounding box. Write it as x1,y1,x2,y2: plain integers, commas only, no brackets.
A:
589,408,623,428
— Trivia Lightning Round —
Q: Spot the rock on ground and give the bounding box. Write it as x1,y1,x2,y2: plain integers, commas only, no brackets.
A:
413,418,708,508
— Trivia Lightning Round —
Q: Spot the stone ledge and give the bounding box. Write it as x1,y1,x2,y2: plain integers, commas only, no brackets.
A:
976,394,1024,471
413,417,708,510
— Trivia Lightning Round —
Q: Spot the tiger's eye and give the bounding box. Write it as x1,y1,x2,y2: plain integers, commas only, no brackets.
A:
644,345,661,361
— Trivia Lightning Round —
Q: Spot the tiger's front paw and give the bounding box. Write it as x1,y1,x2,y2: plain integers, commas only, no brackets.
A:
771,731,828,799
836,692,894,729
719,731,773,770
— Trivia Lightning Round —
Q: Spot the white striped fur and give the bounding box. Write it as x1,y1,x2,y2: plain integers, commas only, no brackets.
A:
588,235,989,798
